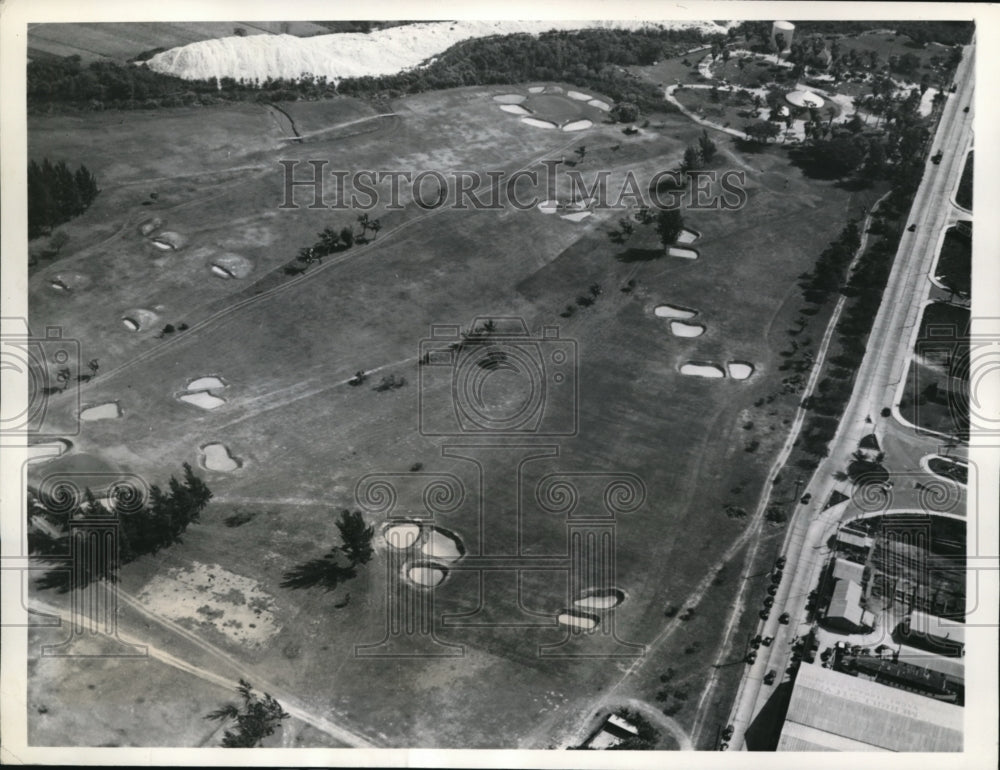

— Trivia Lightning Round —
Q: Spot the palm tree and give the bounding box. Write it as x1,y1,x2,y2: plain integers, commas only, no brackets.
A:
368,218,381,240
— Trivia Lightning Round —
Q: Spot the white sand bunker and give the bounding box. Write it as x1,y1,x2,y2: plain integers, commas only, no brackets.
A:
588,98,611,111
27,438,73,463
138,217,163,236
209,253,253,279
567,90,592,101
537,199,559,214
150,231,187,251
80,402,121,421
561,211,592,222
521,117,558,129
557,610,599,630
574,587,625,610
49,271,90,291
179,391,226,409
670,321,705,337
727,362,754,380
420,526,465,562
528,86,546,93
655,304,697,319
500,104,531,115
668,247,699,259
137,560,280,647
562,119,593,132
121,308,159,332
201,443,241,472
383,522,421,550
178,375,228,410
676,228,700,244
405,561,449,588
681,362,725,378
493,93,526,104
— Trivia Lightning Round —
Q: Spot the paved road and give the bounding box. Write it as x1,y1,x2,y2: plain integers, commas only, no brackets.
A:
725,40,975,751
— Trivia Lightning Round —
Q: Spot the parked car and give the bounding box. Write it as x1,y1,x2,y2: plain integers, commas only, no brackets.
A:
931,151,943,165
779,612,791,624
963,105,970,112
775,556,786,569
771,570,783,584
746,651,757,664
907,223,917,232
762,636,773,647
759,609,770,620
767,584,778,596
799,493,812,504
723,725,734,740
763,670,777,685
763,596,774,608
751,635,762,648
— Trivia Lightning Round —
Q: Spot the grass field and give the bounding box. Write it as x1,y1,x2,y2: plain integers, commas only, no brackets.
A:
956,150,973,210
934,223,971,297
27,75,871,748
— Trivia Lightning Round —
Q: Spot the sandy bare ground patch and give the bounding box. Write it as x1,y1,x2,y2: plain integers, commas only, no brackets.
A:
150,231,188,250
419,526,465,562
670,321,705,337
588,98,611,111
521,117,558,129
528,86,546,93
567,90,592,101
537,199,559,214
557,610,599,630
138,217,164,236
405,560,449,587
726,362,754,380
80,402,121,421
187,376,226,391
27,438,73,463
574,588,625,610
561,119,593,132
179,391,226,409
500,104,531,116
654,304,697,319
200,442,241,471
560,211,592,222
668,246,698,259
382,521,422,550
137,561,280,648
121,308,159,332
209,253,254,279
493,94,526,104
49,271,90,292
680,362,725,378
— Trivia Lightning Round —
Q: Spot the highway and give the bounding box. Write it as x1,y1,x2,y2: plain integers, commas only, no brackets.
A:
725,39,975,751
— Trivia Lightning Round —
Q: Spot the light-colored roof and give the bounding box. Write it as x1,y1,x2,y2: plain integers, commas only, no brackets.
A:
836,529,873,549
894,644,964,682
909,611,965,645
828,579,865,625
831,557,865,583
606,714,638,735
778,664,963,752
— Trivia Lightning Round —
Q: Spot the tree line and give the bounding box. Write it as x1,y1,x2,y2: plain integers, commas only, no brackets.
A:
29,463,213,589
28,158,100,239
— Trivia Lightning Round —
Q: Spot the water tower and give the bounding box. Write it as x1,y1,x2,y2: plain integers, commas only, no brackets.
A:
771,21,795,52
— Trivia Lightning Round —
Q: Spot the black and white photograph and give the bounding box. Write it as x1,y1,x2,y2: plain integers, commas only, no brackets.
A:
1,1,997,765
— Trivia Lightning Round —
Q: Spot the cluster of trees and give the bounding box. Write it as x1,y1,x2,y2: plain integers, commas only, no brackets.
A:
798,220,862,304
28,158,100,239
30,463,213,590
735,20,973,49
280,510,375,591
285,214,380,275
206,679,290,748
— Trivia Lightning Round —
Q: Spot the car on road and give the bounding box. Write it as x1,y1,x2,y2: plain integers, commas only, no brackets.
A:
767,584,778,596
759,609,770,620
931,151,943,165
907,224,917,232
763,670,777,685
763,596,774,608
762,636,773,647
745,651,757,664
963,105,970,112
779,612,791,624
722,725,734,740
771,570,783,584
751,634,762,649
775,556,786,569
799,493,812,504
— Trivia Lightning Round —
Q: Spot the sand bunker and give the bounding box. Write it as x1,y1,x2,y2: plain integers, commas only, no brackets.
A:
670,321,705,337
179,391,226,409
654,304,697,319
786,89,824,109
27,438,72,464
676,228,700,244
49,271,90,291
681,362,725,378
383,522,421,550
405,561,448,588
727,362,754,380
137,560,280,647
80,402,121,421
588,98,611,111
121,308,159,332
574,588,625,610
187,376,225,391
500,104,531,115
528,86,546,93
138,217,163,236
561,211,592,222
201,443,241,472
668,247,699,259
521,117,558,129
150,231,187,250
562,119,593,131
567,90,592,100
209,253,254,279
537,199,559,214
493,93,526,103
420,527,465,562
557,610,599,630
